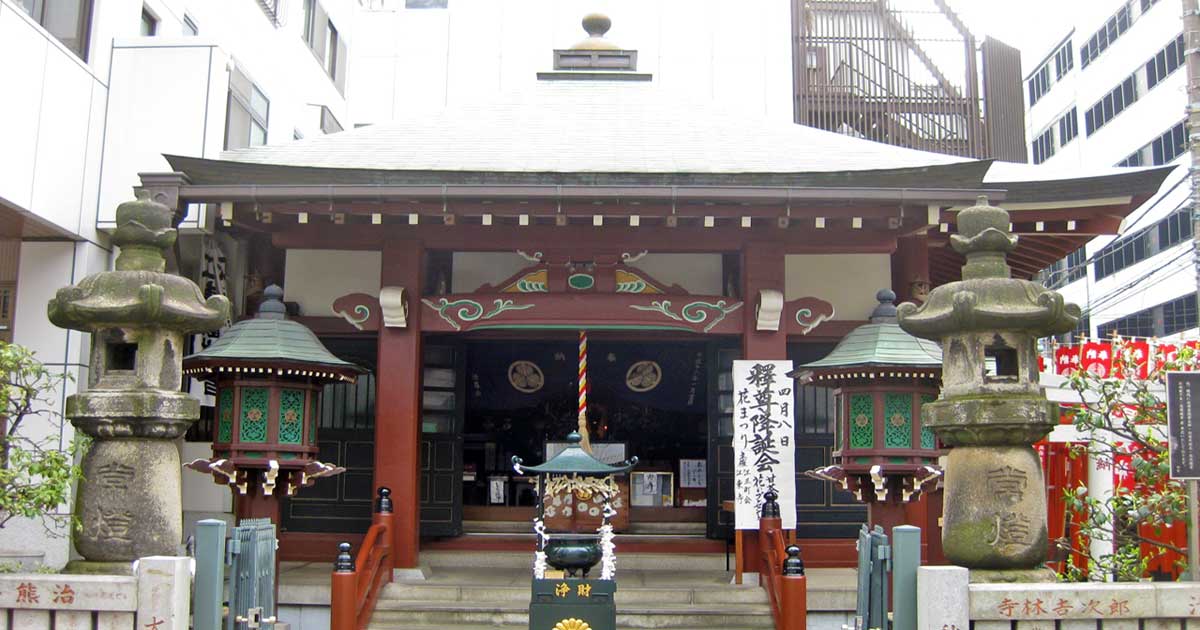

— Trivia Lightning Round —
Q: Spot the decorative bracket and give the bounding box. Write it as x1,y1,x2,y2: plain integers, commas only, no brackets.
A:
869,465,888,502
262,460,280,495
756,289,784,331
379,286,408,328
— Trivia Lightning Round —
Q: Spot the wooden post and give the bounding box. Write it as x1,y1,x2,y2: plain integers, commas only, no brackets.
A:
376,241,423,568
374,487,395,577
891,234,929,305
781,545,807,630
740,243,788,577
330,543,356,630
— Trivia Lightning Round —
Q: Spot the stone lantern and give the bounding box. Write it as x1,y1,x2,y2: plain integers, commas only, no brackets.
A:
182,284,360,523
898,196,1079,581
792,289,944,535
48,191,230,572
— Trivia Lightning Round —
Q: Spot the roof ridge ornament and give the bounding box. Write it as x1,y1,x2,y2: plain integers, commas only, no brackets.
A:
573,12,619,50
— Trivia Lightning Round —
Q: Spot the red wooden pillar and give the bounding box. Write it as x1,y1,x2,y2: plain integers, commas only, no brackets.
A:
739,242,788,575
376,241,423,568
890,234,930,305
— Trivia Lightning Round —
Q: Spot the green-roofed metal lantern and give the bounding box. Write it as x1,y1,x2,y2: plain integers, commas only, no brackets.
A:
183,284,361,509
792,289,944,531
512,432,637,579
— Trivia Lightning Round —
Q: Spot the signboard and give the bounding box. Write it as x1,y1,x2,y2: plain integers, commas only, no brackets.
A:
732,360,796,529
1166,371,1200,479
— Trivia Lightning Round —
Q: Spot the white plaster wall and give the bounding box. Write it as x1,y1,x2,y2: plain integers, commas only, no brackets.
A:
628,254,723,295
0,2,107,243
96,42,229,228
0,241,113,570
284,249,383,316
350,0,794,125
784,254,890,320
451,252,529,293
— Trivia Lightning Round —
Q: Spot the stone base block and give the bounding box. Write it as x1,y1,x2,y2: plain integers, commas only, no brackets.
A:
967,567,1057,583
63,559,135,575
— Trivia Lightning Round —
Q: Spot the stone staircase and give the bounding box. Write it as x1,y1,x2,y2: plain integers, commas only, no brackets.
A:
365,550,774,630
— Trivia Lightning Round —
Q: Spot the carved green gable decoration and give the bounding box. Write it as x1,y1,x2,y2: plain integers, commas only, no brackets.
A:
898,195,1079,581
48,191,229,572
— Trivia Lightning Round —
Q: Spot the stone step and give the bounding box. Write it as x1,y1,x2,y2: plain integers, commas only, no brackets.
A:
367,602,774,629
367,624,768,628
464,520,706,535
420,550,728,572
379,582,768,605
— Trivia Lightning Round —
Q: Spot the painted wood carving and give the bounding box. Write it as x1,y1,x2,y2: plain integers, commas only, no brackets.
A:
788,296,836,335
331,292,382,330
329,291,837,335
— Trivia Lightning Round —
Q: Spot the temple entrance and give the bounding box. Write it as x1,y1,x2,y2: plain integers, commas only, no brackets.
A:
457,338,710,531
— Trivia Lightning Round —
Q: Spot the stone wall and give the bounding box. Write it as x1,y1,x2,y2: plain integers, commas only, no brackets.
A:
0,556,189,629
918,566,1200,630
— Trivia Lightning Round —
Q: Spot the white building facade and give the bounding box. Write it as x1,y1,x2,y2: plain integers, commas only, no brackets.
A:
1023,0,1192,343
0,0,356,569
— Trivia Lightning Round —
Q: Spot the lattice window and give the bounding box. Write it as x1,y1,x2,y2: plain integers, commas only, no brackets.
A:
883,393,912,448
848,393,874,449
217,388,234,442
279,388,306,444
239,387,269,442
919,394,937,449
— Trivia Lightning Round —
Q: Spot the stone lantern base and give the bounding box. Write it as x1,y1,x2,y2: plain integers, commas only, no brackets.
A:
65,439,184,575
942,445,1056,583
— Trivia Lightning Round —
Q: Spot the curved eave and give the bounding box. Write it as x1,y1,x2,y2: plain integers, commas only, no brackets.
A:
181,356,362,383
514,452,639,476
165,154,998,202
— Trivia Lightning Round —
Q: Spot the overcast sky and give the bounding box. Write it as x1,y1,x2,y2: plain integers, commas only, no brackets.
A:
949,0,1082,65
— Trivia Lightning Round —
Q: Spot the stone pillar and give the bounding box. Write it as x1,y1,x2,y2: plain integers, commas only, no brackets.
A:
898,196,1078,582
376,240,423,568
48,192,228,573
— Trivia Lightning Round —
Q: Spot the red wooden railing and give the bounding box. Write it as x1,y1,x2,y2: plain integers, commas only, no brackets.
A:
331,487,395,630
757,492,807,630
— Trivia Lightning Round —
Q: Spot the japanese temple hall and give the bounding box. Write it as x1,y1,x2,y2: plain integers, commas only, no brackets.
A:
147,84,1172,570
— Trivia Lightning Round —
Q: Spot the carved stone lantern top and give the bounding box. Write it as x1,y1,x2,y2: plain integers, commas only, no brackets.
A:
47,190,230,333
897,196,1079,339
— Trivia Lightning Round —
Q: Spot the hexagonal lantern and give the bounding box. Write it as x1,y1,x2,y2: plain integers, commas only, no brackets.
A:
791,289,944,534
183,284,361,522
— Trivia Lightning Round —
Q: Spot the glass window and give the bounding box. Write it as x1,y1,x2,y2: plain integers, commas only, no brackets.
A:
21,0,94,60
183,14,198,35
320,106,343,134
140,7,157,36
224,66,269,150
302,0,316,46
326,22,339,77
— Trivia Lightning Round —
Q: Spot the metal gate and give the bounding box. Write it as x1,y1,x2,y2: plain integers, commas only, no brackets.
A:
227,518,277,630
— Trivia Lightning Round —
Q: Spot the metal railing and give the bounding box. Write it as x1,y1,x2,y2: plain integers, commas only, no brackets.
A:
757,491,807,630
331,487,395,630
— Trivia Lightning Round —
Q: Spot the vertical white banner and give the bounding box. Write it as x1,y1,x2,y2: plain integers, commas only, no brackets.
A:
733,359,796,529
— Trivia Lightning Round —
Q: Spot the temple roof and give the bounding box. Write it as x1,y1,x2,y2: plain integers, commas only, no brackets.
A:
183,285,360,380
217,84,970,175
167,83,1172,204
797,290,943,372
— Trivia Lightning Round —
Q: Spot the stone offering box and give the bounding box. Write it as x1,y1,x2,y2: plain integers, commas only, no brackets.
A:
529,578,617,630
